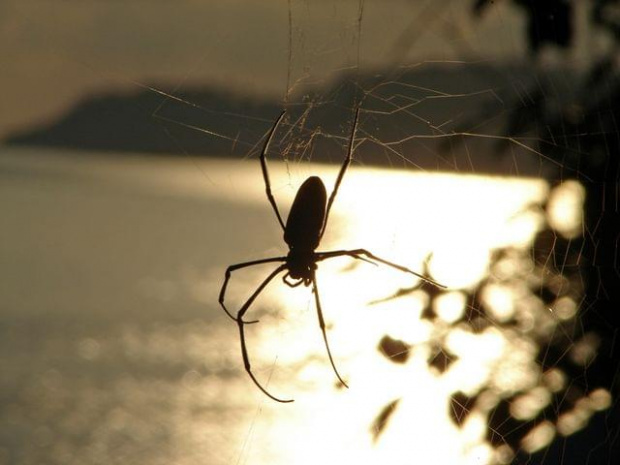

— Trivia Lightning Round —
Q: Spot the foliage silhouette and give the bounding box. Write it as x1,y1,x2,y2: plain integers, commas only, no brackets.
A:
370,3,620,462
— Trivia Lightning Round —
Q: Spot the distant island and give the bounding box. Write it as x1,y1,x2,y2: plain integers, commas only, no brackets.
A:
4,84,283,158
3,62,578,175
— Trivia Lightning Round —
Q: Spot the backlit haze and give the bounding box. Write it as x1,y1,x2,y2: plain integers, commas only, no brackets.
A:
2,0,604,141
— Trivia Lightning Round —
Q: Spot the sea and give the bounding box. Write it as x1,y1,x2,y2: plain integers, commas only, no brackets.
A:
2,147,585,465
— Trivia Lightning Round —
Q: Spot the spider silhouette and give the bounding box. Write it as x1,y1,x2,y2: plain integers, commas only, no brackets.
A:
219,109,445,402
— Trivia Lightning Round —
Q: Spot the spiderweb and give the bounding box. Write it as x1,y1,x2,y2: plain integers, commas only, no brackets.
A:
2,1,618,465
162,2,618,464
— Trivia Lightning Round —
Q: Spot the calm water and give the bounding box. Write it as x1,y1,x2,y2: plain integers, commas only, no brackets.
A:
1,148,597,464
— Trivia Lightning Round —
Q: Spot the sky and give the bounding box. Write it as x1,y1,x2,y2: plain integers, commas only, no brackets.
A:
0,0,601,141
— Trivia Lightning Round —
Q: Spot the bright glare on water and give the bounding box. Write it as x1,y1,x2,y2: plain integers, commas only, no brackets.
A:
0,148,592,465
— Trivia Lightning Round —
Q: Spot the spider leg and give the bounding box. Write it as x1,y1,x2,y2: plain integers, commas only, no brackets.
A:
220,257,287,322
316,248,446,289
312,274,349,389
236,264,294,403
320,108,360,239
260,111,287,230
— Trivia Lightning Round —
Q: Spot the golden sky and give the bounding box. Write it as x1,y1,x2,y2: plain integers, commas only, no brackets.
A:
1,0,600,140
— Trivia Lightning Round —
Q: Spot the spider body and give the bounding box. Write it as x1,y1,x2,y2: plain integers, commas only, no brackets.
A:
283,176,326,286
219,109,444,403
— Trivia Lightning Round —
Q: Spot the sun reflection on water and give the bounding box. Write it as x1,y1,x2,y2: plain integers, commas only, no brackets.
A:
222,161,592,464
3,150,611,465
59,154,594,464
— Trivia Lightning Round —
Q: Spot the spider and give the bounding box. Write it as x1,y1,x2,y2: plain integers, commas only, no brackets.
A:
219,109,445,403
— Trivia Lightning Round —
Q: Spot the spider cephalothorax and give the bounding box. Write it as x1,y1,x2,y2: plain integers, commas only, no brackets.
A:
283,250,317,287
219,109,444,403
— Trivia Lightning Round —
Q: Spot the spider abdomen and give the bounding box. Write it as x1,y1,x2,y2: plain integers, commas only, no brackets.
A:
284,176,327,251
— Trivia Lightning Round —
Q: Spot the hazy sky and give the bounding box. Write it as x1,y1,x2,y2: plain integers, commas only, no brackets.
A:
0,0,598,140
